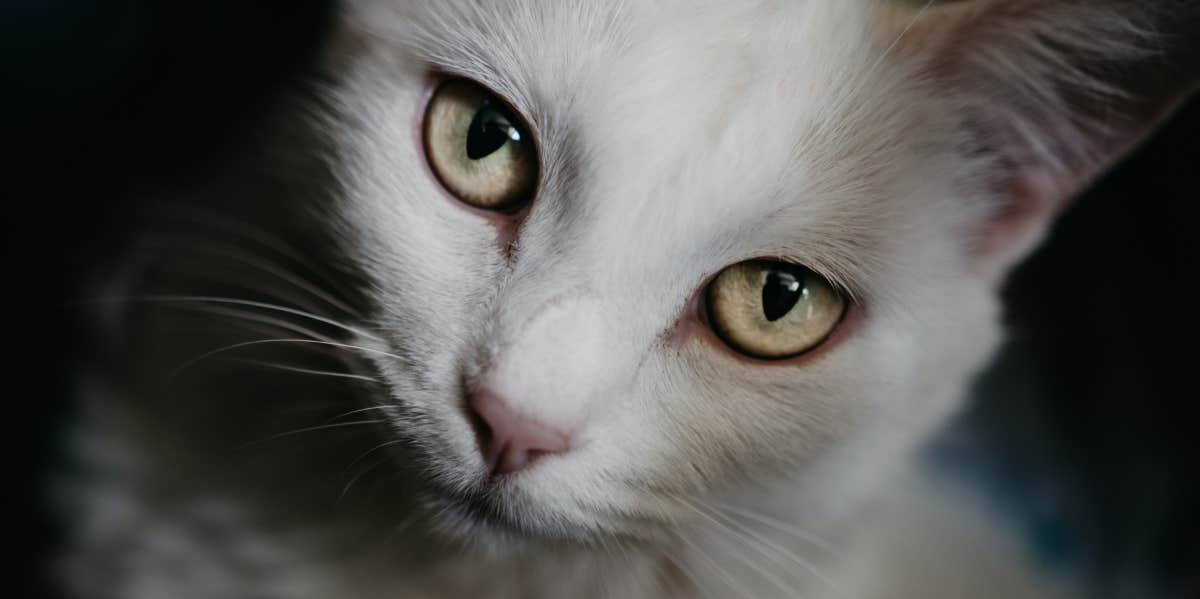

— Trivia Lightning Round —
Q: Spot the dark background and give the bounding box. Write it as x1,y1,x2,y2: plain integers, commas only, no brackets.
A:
4,1,1197,596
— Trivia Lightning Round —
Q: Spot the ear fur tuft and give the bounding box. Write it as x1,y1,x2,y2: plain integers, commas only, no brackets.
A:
898,0,1200,274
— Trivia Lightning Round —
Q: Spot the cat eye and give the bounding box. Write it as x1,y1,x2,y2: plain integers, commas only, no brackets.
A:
423,79,538,210
705,260,845,360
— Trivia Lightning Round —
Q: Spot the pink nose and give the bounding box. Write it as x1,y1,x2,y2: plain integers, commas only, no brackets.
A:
468,387,571,475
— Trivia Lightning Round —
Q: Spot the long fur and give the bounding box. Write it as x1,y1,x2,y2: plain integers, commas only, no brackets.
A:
59,1,1198,597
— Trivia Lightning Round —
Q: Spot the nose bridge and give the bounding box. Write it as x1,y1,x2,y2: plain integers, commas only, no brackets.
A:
484,291,618,434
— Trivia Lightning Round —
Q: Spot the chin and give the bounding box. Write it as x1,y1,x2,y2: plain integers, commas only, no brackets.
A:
413,442,672,552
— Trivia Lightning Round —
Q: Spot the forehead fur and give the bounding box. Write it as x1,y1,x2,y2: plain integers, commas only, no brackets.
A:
347,0,971,305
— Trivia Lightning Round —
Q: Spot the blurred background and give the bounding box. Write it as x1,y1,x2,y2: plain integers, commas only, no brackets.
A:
4,1,1197,596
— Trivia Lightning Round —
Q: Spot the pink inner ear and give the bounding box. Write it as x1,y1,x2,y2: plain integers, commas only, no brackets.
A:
969,168,1067,279
891,1,1200,278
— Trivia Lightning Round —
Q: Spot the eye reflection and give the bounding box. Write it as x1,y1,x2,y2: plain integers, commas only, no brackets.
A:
466,104,522,159
762,269,804,322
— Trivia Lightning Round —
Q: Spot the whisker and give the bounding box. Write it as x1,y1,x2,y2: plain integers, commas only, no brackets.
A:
141,237,364,318
710,501,841,558
184,305,346,345
323,405,404,423
873,0,935,74
90,295,380,341
812,0,937,146
126,247,330,321
169,338,407,380
150,205,341,276
338,454,395,504
705,503,846,598
224,358,383,384
676,529,755,599
342,438,407,475
680,499,798,597
268,419,386,440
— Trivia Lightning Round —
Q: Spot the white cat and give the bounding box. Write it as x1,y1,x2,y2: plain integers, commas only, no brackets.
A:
61,1,1198,597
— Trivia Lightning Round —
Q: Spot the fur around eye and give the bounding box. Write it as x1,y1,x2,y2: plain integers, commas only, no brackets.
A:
423,78,538,210
705,260,845,360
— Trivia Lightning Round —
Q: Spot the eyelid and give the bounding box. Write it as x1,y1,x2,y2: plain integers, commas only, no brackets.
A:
723,254,863,306
424,69,542,144
683,255,856,320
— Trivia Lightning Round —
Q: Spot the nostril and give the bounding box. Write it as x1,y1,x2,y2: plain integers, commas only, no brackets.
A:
468,387,571,476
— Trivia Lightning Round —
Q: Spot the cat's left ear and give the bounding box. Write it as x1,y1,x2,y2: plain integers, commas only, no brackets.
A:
896,0,1200,280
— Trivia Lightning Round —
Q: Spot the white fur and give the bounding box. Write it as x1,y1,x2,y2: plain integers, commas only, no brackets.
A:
60,1,1192,597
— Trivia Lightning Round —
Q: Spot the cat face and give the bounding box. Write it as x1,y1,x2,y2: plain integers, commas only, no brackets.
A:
306,0,1195,544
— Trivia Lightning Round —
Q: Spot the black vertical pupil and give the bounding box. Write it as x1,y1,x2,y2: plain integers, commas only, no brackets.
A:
466,102,518,160
762,266,805,322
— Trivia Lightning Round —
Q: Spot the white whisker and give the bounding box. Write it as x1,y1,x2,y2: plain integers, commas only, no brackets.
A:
144,237,365,318
343,438,407,475
711,501,841,558
820,0,936,142
169,338,408,380
680,499,798,598
338,454,395,503
268,419,386,440
706,503,846,598
224,358,382,383
324,405,404,423
152,206,349,282
187,305,344,345
873,0,935,74
675,523,756,599
93,295,380,341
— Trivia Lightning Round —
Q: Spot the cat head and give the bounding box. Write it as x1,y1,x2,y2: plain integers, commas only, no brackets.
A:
304,0,1197,545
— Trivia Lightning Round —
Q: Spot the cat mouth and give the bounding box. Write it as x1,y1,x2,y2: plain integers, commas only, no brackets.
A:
424,474,679,547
